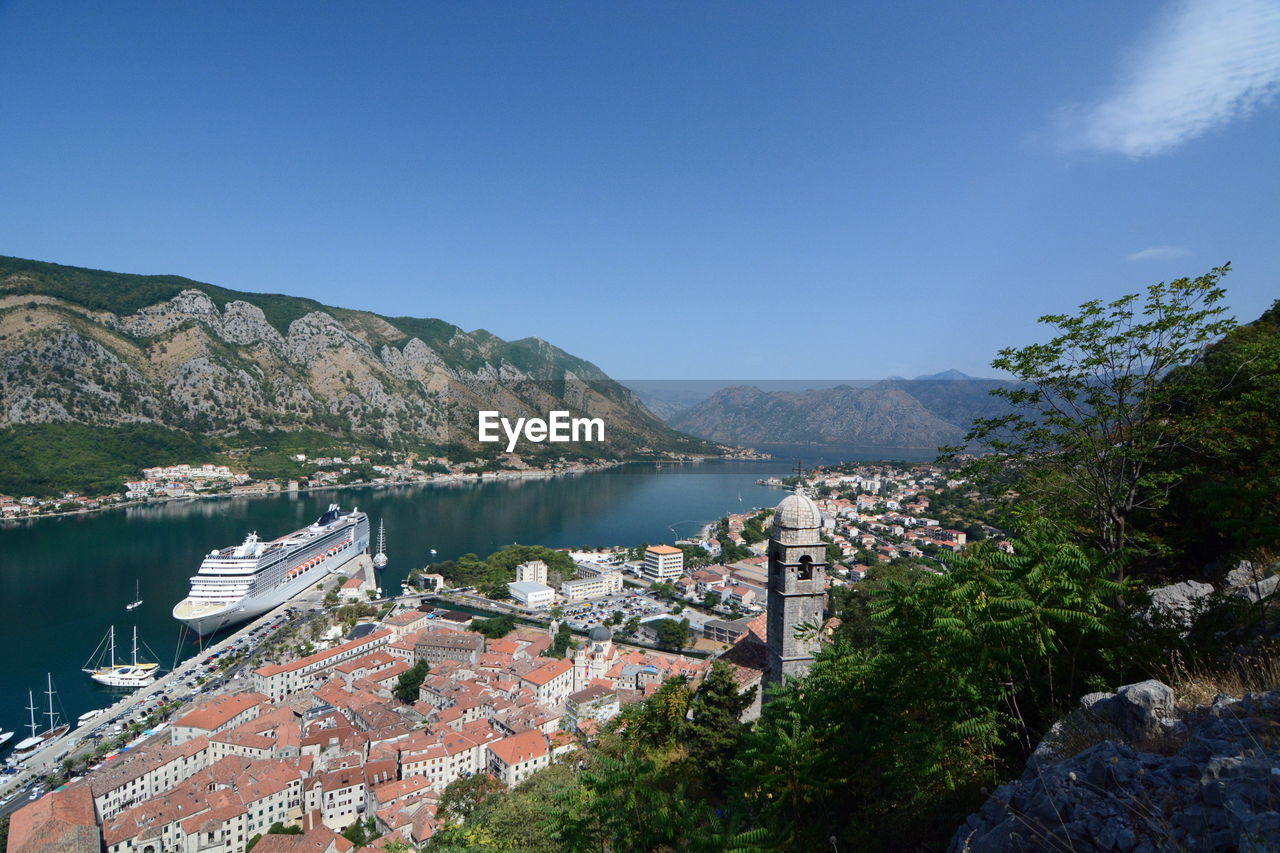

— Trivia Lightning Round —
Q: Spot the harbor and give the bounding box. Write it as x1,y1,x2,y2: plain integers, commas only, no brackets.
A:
0,553,378,811
0,461,818,754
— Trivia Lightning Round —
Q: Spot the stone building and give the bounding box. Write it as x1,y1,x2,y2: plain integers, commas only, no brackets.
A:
765,491,827,685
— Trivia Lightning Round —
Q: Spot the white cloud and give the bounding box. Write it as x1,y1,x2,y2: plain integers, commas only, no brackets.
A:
1060,0,1280,157
1126,245,1192,261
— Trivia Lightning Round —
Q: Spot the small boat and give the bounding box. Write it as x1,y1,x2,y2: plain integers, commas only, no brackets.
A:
126,579,142,611
0,731,13,748
77,709,105,726
83,626,160,688
12,676,69,758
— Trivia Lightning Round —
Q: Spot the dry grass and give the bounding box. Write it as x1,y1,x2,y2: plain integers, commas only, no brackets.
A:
1042,712,1124,760
1159,650,1280,711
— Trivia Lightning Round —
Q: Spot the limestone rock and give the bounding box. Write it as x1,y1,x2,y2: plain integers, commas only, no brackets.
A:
949,685,1280,853
1147,580,1215,627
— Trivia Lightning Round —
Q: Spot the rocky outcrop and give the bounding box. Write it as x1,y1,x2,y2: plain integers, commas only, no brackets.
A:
950,681,1280,852
0,255,707,457
1146,580,1216,628
1224,561,1280,604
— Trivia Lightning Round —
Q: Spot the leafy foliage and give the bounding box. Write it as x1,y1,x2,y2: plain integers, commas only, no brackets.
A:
1153,299,1280,563
0,423,219,497
654,617,691,650
430,544,575,594
393,660,430,704
740,521,1121,849
549,621,575,658
471,614,517,639
954,267,1235,568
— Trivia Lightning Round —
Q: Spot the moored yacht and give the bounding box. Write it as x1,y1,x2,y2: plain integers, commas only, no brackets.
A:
12,675,68,759
83,625,159,688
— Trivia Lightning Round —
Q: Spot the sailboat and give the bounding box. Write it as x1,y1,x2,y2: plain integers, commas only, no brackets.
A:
83,626,159,688
126,579,143,610
11,675,69,758
373,519,388,569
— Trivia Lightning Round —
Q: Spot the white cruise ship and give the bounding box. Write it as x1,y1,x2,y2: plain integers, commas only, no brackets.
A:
173,504,369,635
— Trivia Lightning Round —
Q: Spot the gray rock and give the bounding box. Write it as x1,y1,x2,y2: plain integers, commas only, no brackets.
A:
1147,580,1215,627
1234,573,1279,604
949,684,1280,853
1114,679,1176,741
1225,560,1263,589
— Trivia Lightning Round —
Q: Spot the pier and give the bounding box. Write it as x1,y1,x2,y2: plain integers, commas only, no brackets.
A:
0,556,375,811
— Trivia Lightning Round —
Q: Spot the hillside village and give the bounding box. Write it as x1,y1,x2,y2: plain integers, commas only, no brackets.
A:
3,462,996,853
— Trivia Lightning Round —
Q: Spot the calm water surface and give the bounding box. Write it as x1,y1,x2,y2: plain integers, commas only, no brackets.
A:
0,449,934,742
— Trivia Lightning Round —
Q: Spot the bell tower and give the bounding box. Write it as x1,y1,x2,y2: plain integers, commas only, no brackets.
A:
765,489,828,685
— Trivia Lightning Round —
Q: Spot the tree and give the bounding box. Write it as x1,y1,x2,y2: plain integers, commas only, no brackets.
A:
550,621,574,658
342,817,378,847
394,660,431,704
382,842,416,853
650,581,678,603
678,543,713,568
957,267,1235,574
472,614,516,639
686,661,754,789
1155,299,1280,562
656,617,691,650
439,773,504,824
623,615,641,635
703,591,722,610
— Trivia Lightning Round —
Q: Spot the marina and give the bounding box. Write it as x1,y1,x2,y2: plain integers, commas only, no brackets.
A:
0,453,927,759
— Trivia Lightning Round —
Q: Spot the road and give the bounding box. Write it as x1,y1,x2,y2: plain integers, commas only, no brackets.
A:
0,560,352,816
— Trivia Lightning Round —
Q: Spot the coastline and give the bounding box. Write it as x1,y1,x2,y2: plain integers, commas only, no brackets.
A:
0,453,752,526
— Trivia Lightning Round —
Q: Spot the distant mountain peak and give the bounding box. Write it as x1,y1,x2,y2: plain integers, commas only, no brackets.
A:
913,368,975,381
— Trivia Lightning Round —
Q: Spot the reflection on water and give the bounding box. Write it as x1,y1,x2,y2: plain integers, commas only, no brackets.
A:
0,460,780,732
0,449,924,735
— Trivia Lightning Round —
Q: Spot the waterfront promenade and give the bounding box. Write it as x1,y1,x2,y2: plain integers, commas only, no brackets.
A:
0,556,374,813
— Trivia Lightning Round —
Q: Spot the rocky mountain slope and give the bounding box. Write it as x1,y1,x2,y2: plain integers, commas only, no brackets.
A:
0,255,712,460
668,379,1015,449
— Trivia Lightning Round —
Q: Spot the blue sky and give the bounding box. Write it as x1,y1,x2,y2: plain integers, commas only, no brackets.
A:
0,1,1276,379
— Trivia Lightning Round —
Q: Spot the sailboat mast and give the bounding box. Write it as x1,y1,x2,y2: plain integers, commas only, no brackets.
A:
45,673,56,733
26,689,38,739
110,625,117,668
132,626,139,666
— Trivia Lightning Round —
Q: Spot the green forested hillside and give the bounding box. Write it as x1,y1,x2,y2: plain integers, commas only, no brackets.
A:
0,424,219,497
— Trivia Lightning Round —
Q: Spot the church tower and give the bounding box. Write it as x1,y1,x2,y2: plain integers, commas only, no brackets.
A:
765,490,828,685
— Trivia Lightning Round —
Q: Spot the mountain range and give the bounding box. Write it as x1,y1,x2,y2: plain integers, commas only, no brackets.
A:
0,256,714,470
664,376,1017,450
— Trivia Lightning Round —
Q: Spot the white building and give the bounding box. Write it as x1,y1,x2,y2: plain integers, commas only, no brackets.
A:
507,580,556,609
515,560,549,584
643,545,684,581
561,571,623,600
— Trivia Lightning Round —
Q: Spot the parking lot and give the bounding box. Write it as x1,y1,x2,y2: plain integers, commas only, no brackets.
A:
561,590,669,630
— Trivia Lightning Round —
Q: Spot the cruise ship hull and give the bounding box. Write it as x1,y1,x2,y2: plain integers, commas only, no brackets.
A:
173,522,368,635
